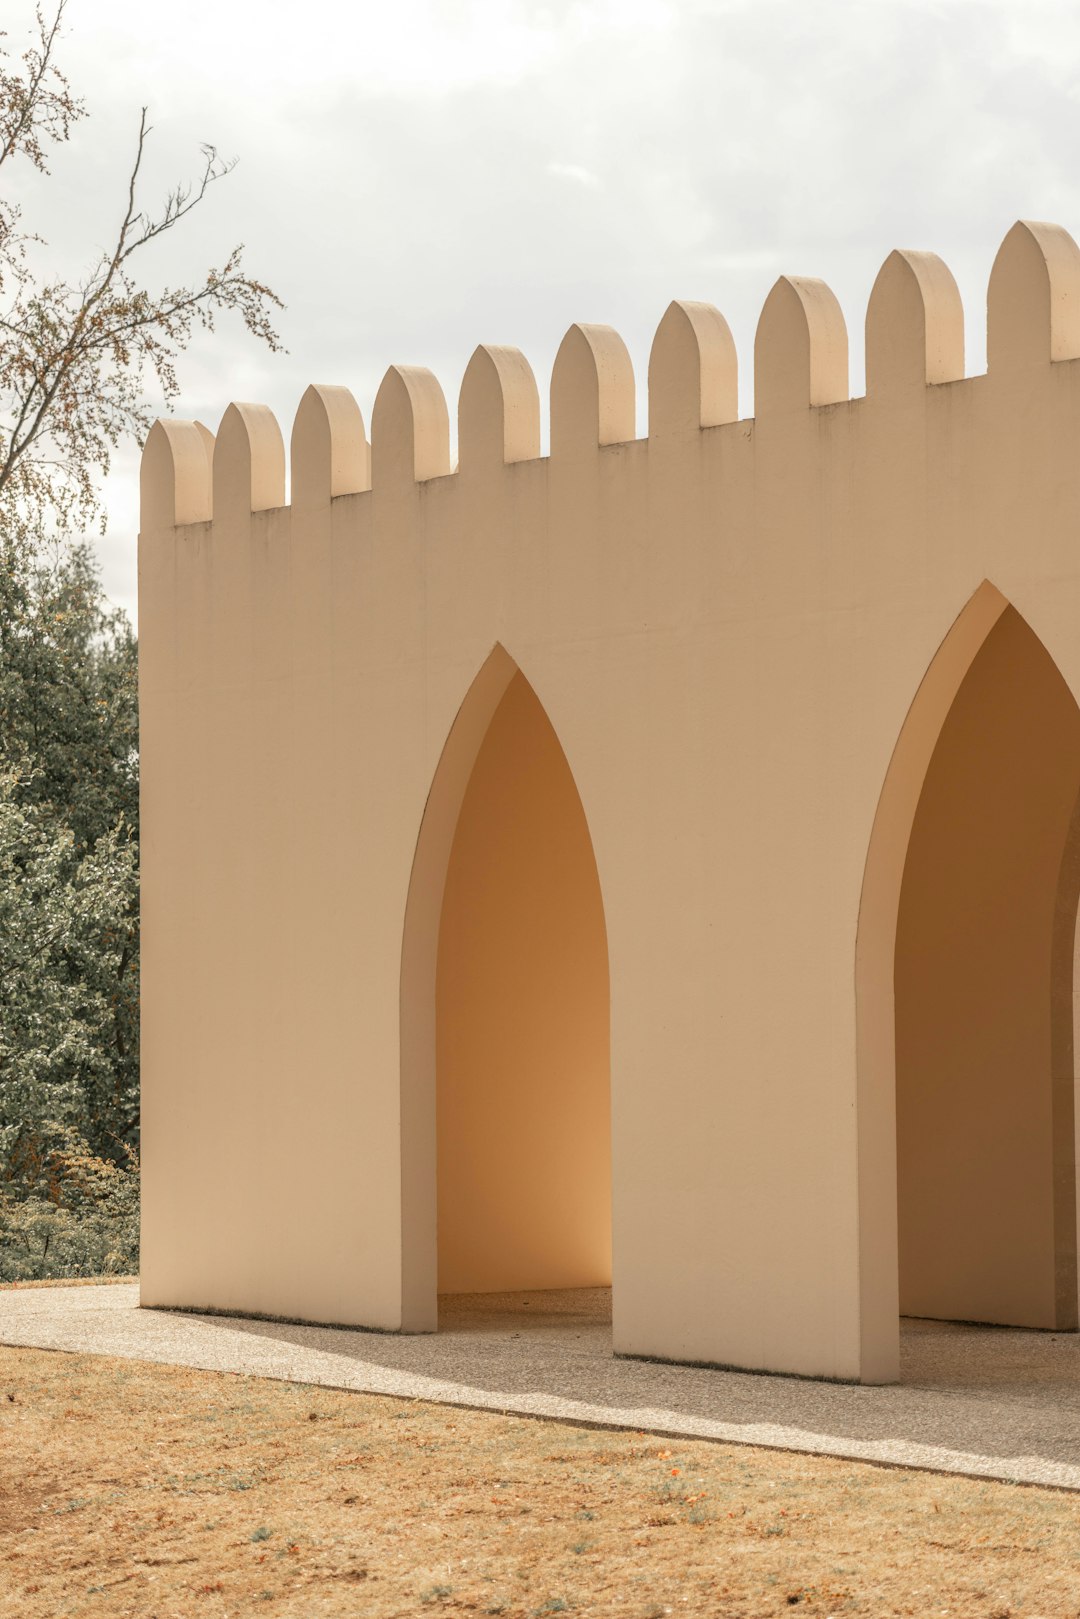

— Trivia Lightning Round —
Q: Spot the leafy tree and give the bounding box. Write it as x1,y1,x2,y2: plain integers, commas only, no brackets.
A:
0,543,139,1167
0,760,138,1279
0,2,283,1277
1,537,137,850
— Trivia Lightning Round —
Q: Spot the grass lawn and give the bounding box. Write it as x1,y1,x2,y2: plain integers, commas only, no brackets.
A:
1,1343,1078,1618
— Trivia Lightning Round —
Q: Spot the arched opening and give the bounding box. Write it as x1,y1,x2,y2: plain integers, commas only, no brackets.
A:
437,668,610,1294
399,647,611,1331
857,585,1080,1377
895,604,1080,1328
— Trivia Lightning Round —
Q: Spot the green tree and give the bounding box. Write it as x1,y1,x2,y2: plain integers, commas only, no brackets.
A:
0,761,139,1279
1,537,137,851
0,2,283,1277
0,540,139,1167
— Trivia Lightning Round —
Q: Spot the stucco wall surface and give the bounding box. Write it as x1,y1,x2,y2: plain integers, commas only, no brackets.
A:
139,221,1080,1383
436,671,611,1294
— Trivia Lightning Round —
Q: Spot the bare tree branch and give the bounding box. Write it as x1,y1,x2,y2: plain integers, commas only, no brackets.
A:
0,0,82,173
0,4,284,547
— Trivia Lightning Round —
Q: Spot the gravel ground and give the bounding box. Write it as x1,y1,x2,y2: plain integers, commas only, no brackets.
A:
2,1283,1079,1490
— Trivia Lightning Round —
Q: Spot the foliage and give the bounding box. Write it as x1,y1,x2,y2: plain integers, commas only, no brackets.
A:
1,533,138,850
0,1,283,548
0,1145,138,1281
0,749,138,1278
0,3,283,1277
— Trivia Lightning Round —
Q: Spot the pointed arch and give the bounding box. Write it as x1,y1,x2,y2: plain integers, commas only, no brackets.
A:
399,645,611,1328
857,582,1080,1376
398,646,516,1328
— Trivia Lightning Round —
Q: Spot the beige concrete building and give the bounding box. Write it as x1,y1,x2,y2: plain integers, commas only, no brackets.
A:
139,220,1080,1384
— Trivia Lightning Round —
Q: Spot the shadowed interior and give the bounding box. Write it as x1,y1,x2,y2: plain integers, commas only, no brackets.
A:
436,670,611,1295
896,606,1080,1329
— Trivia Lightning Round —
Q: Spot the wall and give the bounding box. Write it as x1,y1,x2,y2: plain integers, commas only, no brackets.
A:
895,607,1080,1327
140,221,1080,1379
436,671,610,1293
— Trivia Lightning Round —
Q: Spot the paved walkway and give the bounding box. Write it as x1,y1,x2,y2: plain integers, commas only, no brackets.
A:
3,1283,1079,1491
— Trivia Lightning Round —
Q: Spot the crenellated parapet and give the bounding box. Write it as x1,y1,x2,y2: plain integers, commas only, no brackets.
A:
139,216,1080,1379
141,220,1080,538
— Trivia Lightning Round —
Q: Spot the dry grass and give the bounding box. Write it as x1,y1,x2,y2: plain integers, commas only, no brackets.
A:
1,1345,1078,1618
0,1277,136,1291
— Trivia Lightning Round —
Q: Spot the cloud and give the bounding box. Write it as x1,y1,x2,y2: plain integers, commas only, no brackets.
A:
12,0,1080,621
547,162,602,188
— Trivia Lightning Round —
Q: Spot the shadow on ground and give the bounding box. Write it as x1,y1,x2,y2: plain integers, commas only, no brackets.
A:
3,1283,1079,1487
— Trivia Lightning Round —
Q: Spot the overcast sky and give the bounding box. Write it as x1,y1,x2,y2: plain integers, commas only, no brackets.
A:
11,0,1080,620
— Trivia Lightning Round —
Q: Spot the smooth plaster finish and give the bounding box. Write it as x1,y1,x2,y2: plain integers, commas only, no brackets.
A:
436,671,610,1294
896,607,1080,1328
4,1284,1080,1492
140,220,1080,1385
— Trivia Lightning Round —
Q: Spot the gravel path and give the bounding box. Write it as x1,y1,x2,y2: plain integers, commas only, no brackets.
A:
3,1282,1078,1490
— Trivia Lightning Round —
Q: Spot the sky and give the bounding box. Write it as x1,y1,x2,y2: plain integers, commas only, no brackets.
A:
10,0,1080,621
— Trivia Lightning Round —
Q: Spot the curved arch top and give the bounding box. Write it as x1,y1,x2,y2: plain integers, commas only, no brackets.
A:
858,580,1010,964
854,579,1080,1376
140,221,1080,1381
855,580,1010,1378
398,643,611,1328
